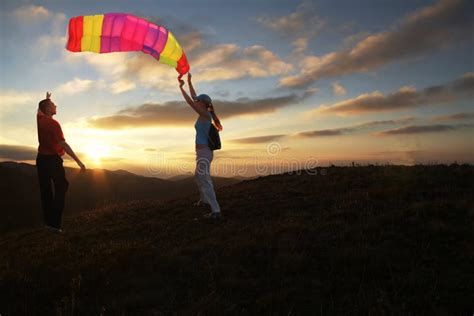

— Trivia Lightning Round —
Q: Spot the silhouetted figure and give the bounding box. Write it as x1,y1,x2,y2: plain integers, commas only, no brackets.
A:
178,74,223,220
36,92,85,232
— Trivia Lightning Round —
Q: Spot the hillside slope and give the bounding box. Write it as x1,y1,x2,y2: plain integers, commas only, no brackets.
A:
1,165,473,315
0,161,240,233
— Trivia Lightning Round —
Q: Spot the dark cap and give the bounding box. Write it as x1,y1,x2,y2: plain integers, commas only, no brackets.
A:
193,94,212,105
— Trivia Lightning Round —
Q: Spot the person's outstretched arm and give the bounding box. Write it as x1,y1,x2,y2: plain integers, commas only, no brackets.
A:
59,141,86,171
179,78,207,116
187,73,197,99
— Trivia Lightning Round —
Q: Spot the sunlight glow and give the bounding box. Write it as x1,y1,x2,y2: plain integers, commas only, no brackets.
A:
83,140,110,164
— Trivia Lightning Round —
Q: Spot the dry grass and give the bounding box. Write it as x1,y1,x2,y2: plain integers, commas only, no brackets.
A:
1,165,473,315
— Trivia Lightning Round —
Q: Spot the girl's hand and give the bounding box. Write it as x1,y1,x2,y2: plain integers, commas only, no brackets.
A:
46,91,52,99
187,72,192,82
178,78,185,88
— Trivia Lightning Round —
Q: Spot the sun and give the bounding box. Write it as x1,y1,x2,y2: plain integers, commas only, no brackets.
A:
83,141,110,164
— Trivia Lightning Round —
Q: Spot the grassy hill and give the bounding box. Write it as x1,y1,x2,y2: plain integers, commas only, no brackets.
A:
1,165,473,315
0,161,240,233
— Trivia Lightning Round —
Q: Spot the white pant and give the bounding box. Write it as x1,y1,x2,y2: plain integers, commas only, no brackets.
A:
195,147,221,213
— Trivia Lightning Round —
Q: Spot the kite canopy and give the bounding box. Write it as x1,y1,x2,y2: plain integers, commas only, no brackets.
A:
66,13,190,77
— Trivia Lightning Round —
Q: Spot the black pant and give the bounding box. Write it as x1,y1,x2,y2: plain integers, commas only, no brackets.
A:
36,153,69,228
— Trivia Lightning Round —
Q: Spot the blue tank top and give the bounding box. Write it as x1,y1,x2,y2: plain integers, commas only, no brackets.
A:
195,114,211,145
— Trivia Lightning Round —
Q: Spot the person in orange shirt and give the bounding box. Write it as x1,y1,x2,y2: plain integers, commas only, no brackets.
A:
36,92,85,232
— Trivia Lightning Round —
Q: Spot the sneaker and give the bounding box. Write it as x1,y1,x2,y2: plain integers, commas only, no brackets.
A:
203,212,221,220
194,200,210,208
44,225,63,233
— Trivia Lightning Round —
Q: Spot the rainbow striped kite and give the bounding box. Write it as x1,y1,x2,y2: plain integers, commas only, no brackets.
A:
66,13,190,78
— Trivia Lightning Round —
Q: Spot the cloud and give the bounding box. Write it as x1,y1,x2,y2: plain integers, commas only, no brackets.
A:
298,129,344,137
88,94,306,129
55,78,94,96
0,90,36,106
257,2,325,58
214,90,230,98
192,44,239,68
0,78,99,117
332,82,347,96
65,52,130,78
341,31,371,49
355,117,417,128
316,73,474,115
376,123,474,135
221,117,416,142
13,5,49,20
0,90,39,118
430,112,474,122
297,117,416,137
35,35,67,59
304,87,320,97
12,5,66,34
244,45,294,75
192,44,293,81
257,2,325,38
64,52,155,91
229,134,286,144
1,78,103,120
178,30,205,54
66,53,148,92
109,80,137,94
66,30,291,91
292,37,309,54
0,145,37,160
279,0,473,88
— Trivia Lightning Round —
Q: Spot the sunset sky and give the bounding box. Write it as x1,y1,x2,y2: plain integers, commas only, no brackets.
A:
0,0,473,178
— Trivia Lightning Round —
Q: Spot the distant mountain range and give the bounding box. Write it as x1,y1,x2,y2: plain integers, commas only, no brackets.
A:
0,161,241,233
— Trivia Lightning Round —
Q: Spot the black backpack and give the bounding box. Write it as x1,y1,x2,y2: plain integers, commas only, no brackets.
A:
208,124,221,150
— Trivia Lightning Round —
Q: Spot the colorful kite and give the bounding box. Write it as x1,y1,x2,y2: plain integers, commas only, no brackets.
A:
66,13,190,78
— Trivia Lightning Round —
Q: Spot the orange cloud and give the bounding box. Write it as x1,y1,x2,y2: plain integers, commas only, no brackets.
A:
297,117,416,137
0,144,37,160
224,117,417,142
430,112,474,122
229,134,286,144
332,82,346,96
376,123,474,136
316,73,474,115
89,94,307,129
